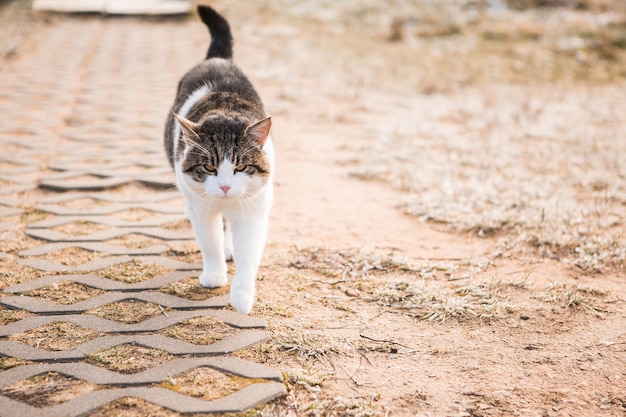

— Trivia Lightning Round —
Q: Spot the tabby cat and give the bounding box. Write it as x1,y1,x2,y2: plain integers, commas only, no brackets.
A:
164,5,274,314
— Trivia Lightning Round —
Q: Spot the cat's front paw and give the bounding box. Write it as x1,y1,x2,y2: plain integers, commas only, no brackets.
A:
199,271,227,288
230,287,254,314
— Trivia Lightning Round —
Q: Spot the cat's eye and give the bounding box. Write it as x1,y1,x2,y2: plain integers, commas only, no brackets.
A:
203,165,217,174
234,165,246,173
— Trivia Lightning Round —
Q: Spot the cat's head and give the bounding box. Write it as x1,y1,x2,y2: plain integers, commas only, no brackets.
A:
174,113,272,199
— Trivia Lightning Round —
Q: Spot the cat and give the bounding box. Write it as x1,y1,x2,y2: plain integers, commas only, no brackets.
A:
164,5,274,314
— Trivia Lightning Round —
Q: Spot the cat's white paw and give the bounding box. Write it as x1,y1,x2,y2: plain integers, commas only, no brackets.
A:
230,287,254,314
199,271,227,288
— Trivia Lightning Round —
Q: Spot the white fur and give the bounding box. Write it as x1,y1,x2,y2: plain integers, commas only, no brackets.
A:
174,131,274,314
172,84,211,155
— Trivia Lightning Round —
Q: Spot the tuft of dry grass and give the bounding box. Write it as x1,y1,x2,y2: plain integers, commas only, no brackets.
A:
164,243,202,263
9,322,104,351
269,329,342,362
0,261,42,289
0,357,33,371
108,208,158,222
101,260,173,283
86,398,179,417
159,316,236,345
159,277,227,300
161,219,192,231
20,207,50,225
106,234,165,249
0,372,99,408
288,248,416,281
256,371,386,417
367,279,514,322
52,221,110,236
541,282,609,315
0,307,33,326
86,344,174,374
23,280,105,304
38,247,106,266
86,300,169,324
161,368,264,402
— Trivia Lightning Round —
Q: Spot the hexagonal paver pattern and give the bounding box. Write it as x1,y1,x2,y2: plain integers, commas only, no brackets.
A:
0,6,285,416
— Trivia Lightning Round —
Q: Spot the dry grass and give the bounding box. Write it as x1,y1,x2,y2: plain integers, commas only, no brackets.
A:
162,219,192,231
101,260,173,283
0,357,32,371
0,307,33,326
56,197,106,210
20,207,50,225
541,281,609,314
87,300,170,324
161,368,264,401
0,227,40,254
159,316,236,345
9,322,104,350
108,208,159,222
0,372,99,408
159,276,227,300
0,261,42,289
38,247,106,266
86,344,174,374
326,1,626,275
367,279,515,322
87,398,179,417
288,247,417,281
23,280,105,304
353,86,625,274
106,234,165,249
165,243,203,263
53,221,110,236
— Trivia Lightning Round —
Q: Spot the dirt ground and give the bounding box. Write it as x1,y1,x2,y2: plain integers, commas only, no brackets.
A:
1,0,625,416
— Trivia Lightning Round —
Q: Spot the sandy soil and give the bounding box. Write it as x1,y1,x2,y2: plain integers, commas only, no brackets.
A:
219,1,626,416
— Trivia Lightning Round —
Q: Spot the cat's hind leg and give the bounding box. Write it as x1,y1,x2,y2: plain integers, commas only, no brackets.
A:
223,217,234,261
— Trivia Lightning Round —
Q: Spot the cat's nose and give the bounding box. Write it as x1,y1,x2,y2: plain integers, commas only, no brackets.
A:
220,185,231,194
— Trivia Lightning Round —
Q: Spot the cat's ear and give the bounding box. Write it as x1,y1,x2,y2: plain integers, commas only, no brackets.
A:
244,117,272,147
174,114,200,144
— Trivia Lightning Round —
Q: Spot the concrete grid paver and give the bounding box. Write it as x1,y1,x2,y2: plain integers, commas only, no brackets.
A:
0,6,285,415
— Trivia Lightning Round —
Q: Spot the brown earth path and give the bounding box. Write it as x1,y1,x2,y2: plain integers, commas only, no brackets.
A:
226,3,626,417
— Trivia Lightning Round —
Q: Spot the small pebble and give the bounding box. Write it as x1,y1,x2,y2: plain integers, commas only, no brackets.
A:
492,390,510,397
345,288,359,297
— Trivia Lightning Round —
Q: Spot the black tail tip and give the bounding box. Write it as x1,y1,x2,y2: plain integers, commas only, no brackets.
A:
197,5,221,25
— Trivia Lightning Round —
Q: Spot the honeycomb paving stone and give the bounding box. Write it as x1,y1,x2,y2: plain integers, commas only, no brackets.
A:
0,356,282,386
0,292,229,314
2,271,199,293
0,310,266,336
0,184,32,195
24,227,193,242
18,241,171,257
0,197,20,208
0,383,286,417
0,331,271,361
27,214,185,229
17,255,201,272
0,207,22,217
37,191,182,205
0,7,285,415
34,202,184,216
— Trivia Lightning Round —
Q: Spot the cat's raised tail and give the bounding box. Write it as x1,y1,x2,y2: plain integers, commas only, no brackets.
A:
197,5,233,60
